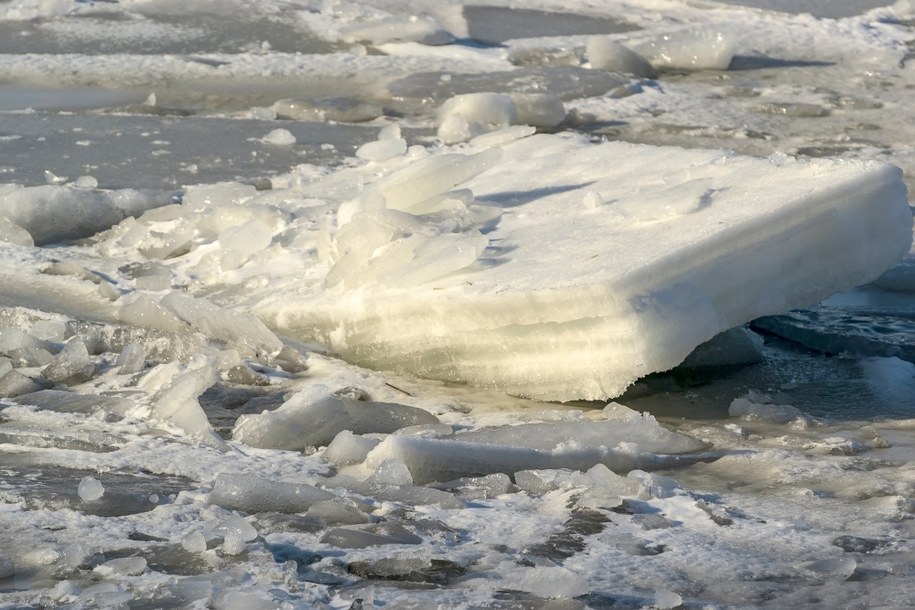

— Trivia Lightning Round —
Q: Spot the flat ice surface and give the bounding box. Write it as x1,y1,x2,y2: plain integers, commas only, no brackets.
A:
0,112,375,189
710,0,894,18
258,134,910,400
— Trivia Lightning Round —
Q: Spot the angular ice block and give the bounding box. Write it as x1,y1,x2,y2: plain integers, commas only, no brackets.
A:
260,134,913,400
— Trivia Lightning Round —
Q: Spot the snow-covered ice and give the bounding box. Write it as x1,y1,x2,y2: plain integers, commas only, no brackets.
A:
1,0,915,608
255,134,910,400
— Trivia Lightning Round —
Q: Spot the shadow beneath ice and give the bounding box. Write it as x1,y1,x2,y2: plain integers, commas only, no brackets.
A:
478,182,595,208
728,55,835,71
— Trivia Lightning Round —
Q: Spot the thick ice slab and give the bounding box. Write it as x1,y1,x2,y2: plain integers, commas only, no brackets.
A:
260,134,911,401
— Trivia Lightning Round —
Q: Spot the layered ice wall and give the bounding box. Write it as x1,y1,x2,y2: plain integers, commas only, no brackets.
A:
257,133,911,400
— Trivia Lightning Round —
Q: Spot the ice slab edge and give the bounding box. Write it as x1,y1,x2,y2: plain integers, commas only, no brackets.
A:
262,135,912,401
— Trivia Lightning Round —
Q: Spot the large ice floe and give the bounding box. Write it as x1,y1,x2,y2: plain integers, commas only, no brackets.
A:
2,130,909,401
256,133,911,400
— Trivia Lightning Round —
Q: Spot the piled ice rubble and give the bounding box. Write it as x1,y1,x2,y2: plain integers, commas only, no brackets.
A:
199,393,708,519
0,382,682,606
0,304,284,450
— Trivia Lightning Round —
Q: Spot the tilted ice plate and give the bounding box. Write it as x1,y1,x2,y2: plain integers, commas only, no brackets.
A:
258,133,913,401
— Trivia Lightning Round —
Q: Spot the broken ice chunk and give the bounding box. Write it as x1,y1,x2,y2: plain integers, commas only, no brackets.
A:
437,93,518,144
365,407,704,485
378,231,489,288
577,463,641,509
434,473,515,499
182,182,257,210
0,184,165,244
218,218,273,270
508,43,583,67
181,531,207,553
306,500,370,525
470,125,537,150
514,465,639,507
678,326,764,370
320,524,422,548
159,293,282,359
627,470,683,499
629,28,737,71
324,430,382,466
331,206,424,263
586,37,657,78
388,67,624,104
93,557,147,578
261,128,296,147
129,262,172,291
233,384,438,450
118,294,186,333
653,589,683,609
514,469,572,494
356,138,408,162
271,97,382,123
208,473,334,513
27,319,67,342
373,147,502,212
0,327,51,360
455,412,705,454
368,458,414,486
340,15,453,46
326,474,462,508
365,427,702,485
213,515,257,555
232,388,349,450
347,556,465,584
115,342,146,374
12,389,132,417
729,395,804,424
77,476,105,501
42,337,94,384
142,355,226,448
0,214,34,247
0,370,44,398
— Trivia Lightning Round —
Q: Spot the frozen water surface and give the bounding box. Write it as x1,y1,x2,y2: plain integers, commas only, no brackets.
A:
0,112,380,189
1,0,915,608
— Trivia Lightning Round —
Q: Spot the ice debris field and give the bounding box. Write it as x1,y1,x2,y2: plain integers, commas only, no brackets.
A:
1,0,915,608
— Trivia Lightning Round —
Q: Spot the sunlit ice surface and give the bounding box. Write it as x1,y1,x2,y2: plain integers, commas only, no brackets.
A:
1,0,915,608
